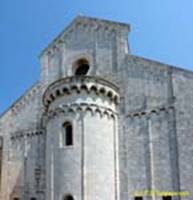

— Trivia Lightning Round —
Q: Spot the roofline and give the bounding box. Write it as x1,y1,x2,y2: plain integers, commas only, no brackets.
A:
128,54,193,76
39,15,131,58
81,15,130,29
0,82,40,119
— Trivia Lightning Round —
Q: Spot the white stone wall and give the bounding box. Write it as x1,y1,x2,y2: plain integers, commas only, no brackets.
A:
1,16,193,200
40,17,130,87
44,76,119,200
0,84,46,200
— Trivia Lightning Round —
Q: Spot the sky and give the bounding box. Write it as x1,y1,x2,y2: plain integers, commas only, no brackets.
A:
0,0,193,114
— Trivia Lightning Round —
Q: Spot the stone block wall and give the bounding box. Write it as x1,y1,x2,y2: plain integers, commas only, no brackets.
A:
1,16,193,200
0,83,46,200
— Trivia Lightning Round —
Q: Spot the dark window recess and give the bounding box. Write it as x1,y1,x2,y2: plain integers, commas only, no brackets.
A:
64,194,74,200
13,198,19,200
63,122,73,146
135,197,143,200
74,59,89,76
31,198,36,200
163,196,172,200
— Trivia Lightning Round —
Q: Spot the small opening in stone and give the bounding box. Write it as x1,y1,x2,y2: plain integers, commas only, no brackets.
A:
134,197,143,200
56,89,61,96
63,122,73,146
74,59,89,76
163,196,172,200
64,194,74,200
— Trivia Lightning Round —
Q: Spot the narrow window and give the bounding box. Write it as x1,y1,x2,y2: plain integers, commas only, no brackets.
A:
74,59,89,76
31,198,36,200
63,122,73,146
134,197,143,200
64,194,74,200
13,198,19,200
163,196,172,200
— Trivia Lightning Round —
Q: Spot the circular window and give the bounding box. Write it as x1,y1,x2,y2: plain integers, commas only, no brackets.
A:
74,59,89,76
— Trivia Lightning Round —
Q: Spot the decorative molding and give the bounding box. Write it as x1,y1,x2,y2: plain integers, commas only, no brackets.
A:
40,16,130,58
10,128,45,141
11,84,41,116
43,76,120,107
45,103,117,123
0,84,41,119
126,105,175,118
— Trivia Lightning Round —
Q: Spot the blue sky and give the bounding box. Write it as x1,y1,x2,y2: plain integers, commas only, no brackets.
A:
0,0,193,114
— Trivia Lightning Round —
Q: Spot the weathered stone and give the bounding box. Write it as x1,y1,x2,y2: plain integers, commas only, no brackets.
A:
0,16,192,200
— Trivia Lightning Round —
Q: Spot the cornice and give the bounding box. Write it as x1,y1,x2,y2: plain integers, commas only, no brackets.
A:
126,105,175,119
10,127,45,141
45,103,117,123
0,83,41,119
40,16,130,58
11,84,42,115
43,76,120,108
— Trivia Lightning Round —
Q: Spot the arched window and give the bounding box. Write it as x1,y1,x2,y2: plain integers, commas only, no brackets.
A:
64,194,74,200
62,122,73,146
74,59,89,76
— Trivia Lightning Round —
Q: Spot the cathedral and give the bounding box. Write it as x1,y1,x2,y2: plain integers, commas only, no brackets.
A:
0,16,193,200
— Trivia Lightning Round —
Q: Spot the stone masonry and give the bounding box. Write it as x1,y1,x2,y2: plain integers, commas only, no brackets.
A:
0,16,193,200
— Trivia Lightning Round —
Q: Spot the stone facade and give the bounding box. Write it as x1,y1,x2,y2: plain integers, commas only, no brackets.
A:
0,16,193,200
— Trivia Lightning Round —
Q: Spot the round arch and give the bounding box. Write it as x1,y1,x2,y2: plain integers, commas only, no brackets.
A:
73,58,90,76
63,194,74,200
